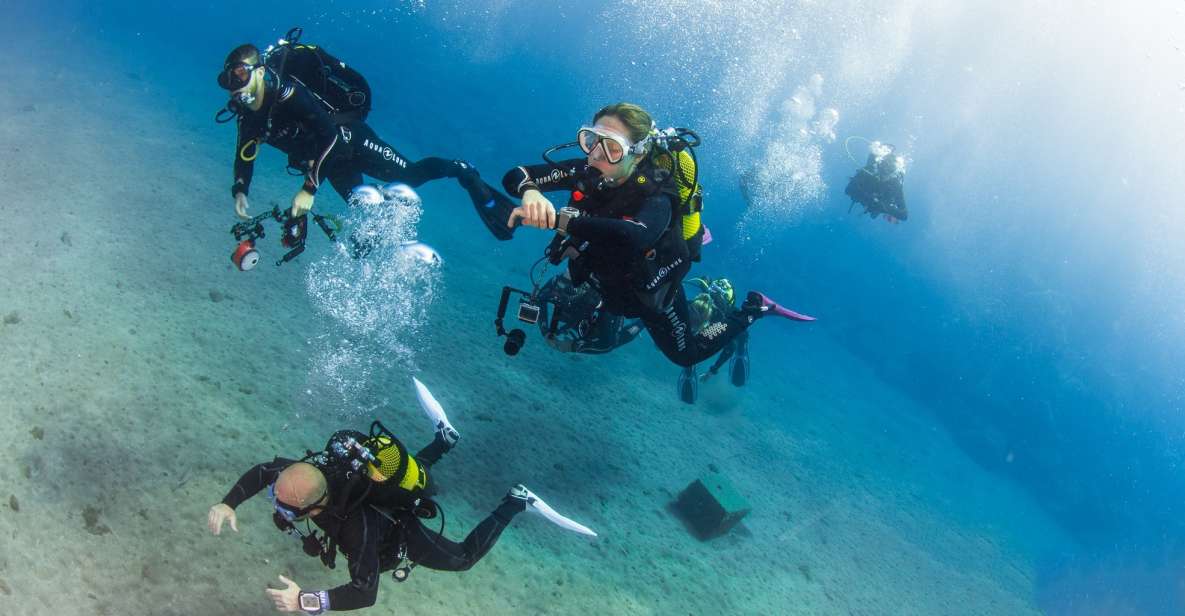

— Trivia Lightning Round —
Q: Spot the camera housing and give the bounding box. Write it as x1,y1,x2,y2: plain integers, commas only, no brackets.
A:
517,301,541,325
495,286,563,357
228,206,338,270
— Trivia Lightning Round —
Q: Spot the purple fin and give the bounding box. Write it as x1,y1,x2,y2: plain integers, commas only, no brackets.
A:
757,293,816,321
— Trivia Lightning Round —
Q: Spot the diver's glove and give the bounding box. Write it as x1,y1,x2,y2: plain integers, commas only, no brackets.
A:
234,192,250,219
292,189,315,217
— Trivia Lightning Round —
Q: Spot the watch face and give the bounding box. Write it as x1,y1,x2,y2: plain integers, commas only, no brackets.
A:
300,593,320,610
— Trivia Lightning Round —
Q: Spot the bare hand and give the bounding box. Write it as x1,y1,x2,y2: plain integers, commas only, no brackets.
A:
234,193,250,219
265,575,302,612
291,189,315,217
508,189,555,229
207,503,238,535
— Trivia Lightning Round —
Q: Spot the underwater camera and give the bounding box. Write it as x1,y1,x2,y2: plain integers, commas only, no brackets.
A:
493,231,593,356
229,207,339,271
494,286,561,356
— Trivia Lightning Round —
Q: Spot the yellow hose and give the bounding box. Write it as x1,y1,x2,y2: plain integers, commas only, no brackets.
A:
239,139,260,162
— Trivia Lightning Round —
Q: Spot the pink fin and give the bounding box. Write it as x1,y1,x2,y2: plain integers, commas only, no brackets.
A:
758,293,816,321
777,307,816,321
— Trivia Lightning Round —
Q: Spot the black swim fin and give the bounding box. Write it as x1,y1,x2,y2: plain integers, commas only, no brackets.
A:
461,176,518,242
729,342,749,387
678,366,698,404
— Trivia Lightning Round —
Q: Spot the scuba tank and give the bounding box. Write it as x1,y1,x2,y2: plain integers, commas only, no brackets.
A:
263,40,372,122
313,423,432,515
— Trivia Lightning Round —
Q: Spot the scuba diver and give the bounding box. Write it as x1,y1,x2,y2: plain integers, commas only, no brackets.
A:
500,102,815,369
676,277,753,404
215,33,518,242
207,378,595,614
843,142,908,223
533,272,645,354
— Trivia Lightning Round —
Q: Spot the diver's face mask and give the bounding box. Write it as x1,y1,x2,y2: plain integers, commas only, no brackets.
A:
577,126,645,165
218,61,255,91
709,279,735,305
218,62,261,106
269,483,327,522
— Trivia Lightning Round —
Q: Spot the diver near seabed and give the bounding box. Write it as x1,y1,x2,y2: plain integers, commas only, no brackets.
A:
676,276,754,405
497,102,815,367
216,29,519,270
207,378,595,614
843,139,908,223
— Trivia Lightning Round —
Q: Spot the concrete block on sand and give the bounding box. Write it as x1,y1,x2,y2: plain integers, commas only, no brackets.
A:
675,473,751,539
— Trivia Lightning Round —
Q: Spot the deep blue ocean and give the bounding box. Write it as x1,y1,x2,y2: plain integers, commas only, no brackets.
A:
4,1,1184,613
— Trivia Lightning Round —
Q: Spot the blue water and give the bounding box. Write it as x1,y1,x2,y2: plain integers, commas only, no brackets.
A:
4,1,1184,613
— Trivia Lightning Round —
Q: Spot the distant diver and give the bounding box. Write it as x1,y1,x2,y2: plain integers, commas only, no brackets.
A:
207,378,595,614
843,141,908,223
499,102,815,368
215,29,518,242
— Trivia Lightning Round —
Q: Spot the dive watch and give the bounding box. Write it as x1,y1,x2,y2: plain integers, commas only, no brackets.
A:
556,206,582,236
299,590,329,614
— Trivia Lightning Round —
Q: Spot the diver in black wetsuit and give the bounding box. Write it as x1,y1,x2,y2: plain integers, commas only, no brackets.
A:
844,144,908,222
216,43,515,240
675,277,751,404
207,379,594,614
501,103,814,368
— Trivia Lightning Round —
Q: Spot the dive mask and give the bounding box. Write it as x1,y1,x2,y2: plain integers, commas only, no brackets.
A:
710,279,735,305
577,126,646,164
269,483,326,522
217,62,257,91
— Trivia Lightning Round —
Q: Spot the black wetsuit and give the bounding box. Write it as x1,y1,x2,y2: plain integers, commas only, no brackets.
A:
844,154,908,220
221,436,522,611
502,158,760,367
705,330,748,379
230,70,473,203
687,282,749,381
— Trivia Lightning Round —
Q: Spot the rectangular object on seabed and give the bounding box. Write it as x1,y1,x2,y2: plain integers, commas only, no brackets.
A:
674,474,751,539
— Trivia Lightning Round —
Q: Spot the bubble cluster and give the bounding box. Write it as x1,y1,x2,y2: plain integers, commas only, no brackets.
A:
302,184,443,416
737,74,840,240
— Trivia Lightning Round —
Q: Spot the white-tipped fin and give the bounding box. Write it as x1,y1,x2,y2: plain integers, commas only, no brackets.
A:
413,377,458,442
516,486,597,537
